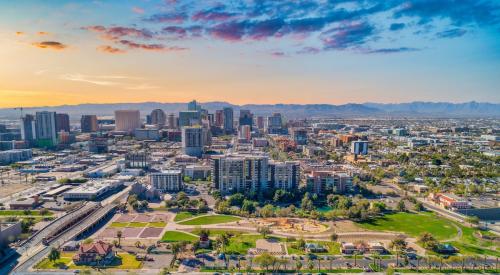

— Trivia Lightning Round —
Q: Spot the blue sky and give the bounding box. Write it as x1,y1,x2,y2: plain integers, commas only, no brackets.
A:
0,0,499,107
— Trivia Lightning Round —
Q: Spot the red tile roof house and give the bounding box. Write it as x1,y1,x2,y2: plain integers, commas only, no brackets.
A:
73,241,116,266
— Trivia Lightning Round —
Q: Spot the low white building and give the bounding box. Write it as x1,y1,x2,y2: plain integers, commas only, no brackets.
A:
63,180,123,200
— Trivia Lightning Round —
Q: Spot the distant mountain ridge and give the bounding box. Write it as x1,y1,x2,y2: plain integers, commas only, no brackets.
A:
0,101,498,120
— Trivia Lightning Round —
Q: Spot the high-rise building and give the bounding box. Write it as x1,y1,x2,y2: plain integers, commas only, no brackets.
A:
238,125,251,142
291,128,308,145
307,171,353,194
179,111,201,127
256,116,265,129
55,113,70,133
188,100,200,111
182,126,204,157
125,151,149,169
150,109,166,127
211,154,268,194
268,161,300,191
239,110,253,130
215,110,224,127
35,111,57,147
266,113,283,134
167,113,177,129
20,114,36,143
351,140,368,155
81,115,98,133
223,107,234,134
115,110,141,132
150,170,183,192
207,113,215,126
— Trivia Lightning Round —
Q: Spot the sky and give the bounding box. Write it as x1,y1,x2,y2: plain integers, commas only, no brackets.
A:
0,0,499,108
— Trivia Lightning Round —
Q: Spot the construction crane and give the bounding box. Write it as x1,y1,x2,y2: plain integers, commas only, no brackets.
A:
14,107,23,118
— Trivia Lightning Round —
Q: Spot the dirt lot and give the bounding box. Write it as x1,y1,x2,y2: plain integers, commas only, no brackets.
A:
0,183,32,199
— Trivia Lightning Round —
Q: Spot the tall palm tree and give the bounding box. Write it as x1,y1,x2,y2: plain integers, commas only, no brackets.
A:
354,252,359,267
116,230,122,247
295,259,302,271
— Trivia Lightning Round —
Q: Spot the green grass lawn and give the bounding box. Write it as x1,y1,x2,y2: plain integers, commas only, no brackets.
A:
190,228,246,238
357,211,499,257
110,222,129,228
148,221,167,228
178,214,241,225
35,252,142,270
286,241,340,255
127,222,148,227
447,224,500,257
35,252,73,269
225,234,262,254
357,212,457,240
0,210,53,216
174,211,203,222
161,230,198,242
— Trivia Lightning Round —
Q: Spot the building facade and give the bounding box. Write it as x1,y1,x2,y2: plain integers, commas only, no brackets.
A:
182,126,204,157
55,113,70,133
150,109,166,127
81,115,98,133
223,107,234,134
114,110,141,133
150,170,183,192
212,154,268,194
268,161,300,191
35,111,57,147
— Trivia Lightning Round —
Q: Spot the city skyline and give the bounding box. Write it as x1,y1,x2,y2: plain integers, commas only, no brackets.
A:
1,0,500,108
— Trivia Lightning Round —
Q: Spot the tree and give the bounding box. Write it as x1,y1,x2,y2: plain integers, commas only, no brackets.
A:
48,247,60,263
330,233,338,242
295,259,303,271
198,228,210,239
228,193,245,207
116,230,123,247
95,255,103,268
241,199,256,214
259,204,275,218
254,253,276,272
418,232,439,251
257,226,272,238
390,237,408,251
215,233,230,252
414,202,424,211
301,193,314,212
397,200,406,212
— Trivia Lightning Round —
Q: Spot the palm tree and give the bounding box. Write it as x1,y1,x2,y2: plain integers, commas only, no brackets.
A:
295,259,302,271
48,247,60,263
353,251,360,267
307,260,314,271
372,252,380,271
116,230,122,247
317,257,321,272
415,255,421,271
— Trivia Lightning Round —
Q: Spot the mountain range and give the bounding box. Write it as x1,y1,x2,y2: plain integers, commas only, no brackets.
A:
0,101,498,120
